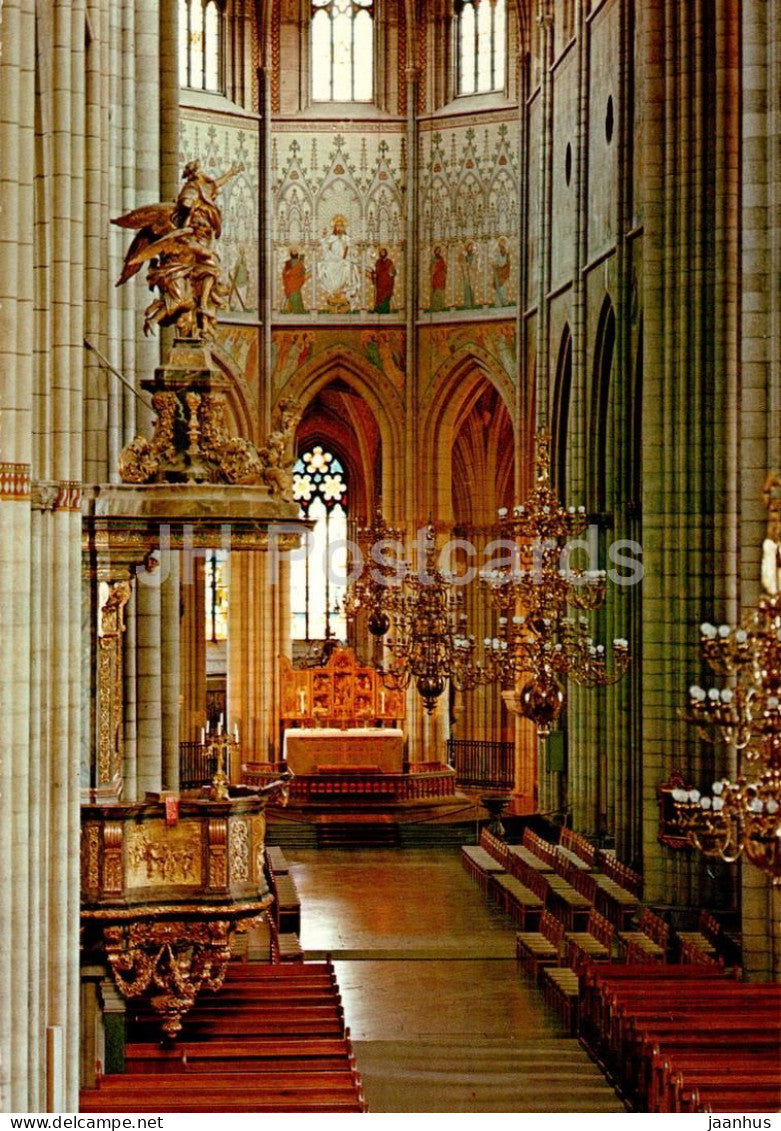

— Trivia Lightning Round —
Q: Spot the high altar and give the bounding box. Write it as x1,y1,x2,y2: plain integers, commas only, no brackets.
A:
240,647,460,807
280,647,405,773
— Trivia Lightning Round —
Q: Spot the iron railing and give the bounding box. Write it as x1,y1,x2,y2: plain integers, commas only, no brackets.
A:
447,738,515,789
180,741,217,790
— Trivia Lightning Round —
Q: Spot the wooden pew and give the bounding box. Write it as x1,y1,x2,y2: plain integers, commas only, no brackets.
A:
578,963,781,1111
565,908,615,971
618,907,669,963
516,909,566,982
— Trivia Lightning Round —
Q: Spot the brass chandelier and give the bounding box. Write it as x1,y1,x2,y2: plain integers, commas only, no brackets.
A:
480,429,629,737
352,520,491,714
672,475,781,883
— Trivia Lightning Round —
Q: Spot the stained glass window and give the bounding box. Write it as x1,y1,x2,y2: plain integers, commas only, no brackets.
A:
311,0,374,103
456,0,506,95
179,0,224,93
290,446,348,641
205,550,229,642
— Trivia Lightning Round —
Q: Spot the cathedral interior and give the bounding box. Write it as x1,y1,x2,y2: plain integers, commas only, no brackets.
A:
0,0,779,1116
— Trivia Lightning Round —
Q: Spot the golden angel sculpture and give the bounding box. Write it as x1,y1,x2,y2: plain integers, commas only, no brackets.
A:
112,160,243,340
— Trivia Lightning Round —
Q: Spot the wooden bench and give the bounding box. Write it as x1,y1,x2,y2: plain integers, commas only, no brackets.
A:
675,908,720,960
618,907,669,963
265,845,289,878
578,964,781,1110
507,843,554,874
558,827,598,870
89,960,368,1114
461,828,509,892
544,866,594,931
650,1047,781,1113
592,855,642,929
489,872,544,929
516,909,566,982
565,908,615,971
522,828,558,870
541,966,580,1035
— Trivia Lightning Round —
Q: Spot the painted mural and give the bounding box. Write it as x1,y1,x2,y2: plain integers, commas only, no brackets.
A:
180,115,260,315
272,128,407,317
418,120,520,313
419,321,517,397
271,327,406,395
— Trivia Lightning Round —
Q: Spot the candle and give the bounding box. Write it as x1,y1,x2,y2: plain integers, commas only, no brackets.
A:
200,727,205,745
380,691,386,713
205,718,210,734
218,712,224,729
234,723,239,743
298,689,306,712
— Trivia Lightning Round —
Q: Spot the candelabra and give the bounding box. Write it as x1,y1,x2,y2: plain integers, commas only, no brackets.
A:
672,482,781,882
376,523,492,714
480,429,630,737
201,716,240,800
343,506,406,637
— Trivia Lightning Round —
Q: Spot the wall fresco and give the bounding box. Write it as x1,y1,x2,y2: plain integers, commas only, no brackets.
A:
418,119,520,313
180,115,260,315
272,128,407,316
271,326,406,394
419,321,517,396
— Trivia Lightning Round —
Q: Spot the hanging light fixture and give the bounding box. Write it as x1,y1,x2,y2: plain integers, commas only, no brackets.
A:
378,522,492,713
346,516,492,713
672,474,781,884
343,506,405,638
479,428,630,737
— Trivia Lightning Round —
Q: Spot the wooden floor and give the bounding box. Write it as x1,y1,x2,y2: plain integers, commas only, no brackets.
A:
289,847,627,1112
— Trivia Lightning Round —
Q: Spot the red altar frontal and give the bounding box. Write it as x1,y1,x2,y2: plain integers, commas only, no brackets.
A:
241,649,461,812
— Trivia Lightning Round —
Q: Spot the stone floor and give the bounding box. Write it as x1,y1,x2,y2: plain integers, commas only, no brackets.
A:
288,847,627,1113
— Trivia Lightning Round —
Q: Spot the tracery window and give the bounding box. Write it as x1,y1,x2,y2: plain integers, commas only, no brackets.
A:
179,0,224,92
311,0,374,103
456,0,506,96
290,446,348,642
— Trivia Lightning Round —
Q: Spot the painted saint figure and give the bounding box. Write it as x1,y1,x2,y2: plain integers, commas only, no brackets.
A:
492,237,511,307
318,214,360,312
430,245,447,311
281,248,310,313
369,248,396,313
459,240,478,309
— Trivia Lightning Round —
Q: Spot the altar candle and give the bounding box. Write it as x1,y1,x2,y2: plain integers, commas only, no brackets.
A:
234,724,239,743
219,712,224,729
201,727,205,745
298,688,306,713
205,718,210,734
380,691,386,714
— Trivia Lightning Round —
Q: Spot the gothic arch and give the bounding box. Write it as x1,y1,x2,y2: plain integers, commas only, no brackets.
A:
423,347,515,523
552,322,573,492
278,346,405,511
590,294,616,513
210,339,258,443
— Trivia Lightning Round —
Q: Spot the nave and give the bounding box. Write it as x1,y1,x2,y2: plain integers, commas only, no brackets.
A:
290,846,626,1113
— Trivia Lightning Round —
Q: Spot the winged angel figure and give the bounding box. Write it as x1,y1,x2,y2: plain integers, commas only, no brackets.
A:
112,160,243,339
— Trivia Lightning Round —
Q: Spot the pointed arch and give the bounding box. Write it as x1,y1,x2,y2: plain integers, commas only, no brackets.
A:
590,294,616,513
423,346,515,523
278,345,405,512
552,322,573,492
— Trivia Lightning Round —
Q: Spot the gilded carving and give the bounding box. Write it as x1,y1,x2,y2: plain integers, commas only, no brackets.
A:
97,580,132,786
84,825,100,892
103,917,234,1038
126,821,202,888
229,818,250,883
